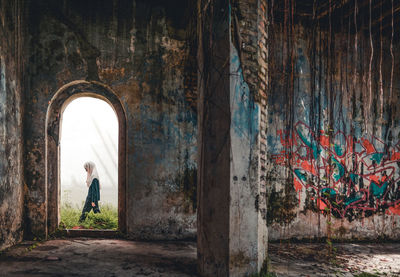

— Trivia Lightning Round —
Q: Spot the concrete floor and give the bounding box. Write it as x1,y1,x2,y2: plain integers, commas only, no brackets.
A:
0,239,197,277
269,242,400,276
1,239,400,276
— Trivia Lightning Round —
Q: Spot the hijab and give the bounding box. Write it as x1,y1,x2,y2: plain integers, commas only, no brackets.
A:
84,161,100,188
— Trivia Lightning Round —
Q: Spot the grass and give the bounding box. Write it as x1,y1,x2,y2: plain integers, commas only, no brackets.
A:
60,202,118,230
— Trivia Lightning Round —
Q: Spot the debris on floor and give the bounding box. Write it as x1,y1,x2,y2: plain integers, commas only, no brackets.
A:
0,239,197,277
269,242,400,276
1,239,399,276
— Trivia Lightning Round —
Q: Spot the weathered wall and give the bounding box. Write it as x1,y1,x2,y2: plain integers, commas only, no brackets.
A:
197,0,268,275
230,0,269,273
23,0,198,239
266,16,400,240
0,0,24,250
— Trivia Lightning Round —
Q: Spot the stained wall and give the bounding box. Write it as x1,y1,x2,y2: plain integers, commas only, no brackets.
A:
23,0,198,240
266,14,400,240
197,0,269,275
0,0,24,250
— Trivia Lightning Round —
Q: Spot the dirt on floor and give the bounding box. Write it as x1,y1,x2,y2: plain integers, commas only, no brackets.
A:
269,242,400,276
1,239,400,276
0,239,197,277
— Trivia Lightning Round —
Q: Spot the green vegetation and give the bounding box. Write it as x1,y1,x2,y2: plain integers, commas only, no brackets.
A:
60,202,118,230
26,242,40,251
247,255,277,277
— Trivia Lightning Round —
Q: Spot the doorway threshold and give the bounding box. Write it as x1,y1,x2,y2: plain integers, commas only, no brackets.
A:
63,229,120,238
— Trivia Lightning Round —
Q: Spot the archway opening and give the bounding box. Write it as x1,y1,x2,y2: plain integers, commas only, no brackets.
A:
59,97,119,230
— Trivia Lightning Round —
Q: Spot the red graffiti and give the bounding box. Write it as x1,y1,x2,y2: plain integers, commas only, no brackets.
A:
273,121,400,219
388,202,400,216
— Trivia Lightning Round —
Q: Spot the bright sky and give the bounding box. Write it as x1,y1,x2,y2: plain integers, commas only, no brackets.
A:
60,97,118,206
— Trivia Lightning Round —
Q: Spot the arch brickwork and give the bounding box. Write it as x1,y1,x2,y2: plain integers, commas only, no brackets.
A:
46,81,127,233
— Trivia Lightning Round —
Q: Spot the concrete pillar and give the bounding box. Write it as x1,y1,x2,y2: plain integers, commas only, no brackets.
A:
197,0,268,276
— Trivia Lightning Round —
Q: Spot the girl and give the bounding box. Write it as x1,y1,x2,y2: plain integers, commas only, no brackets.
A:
79,161,101,222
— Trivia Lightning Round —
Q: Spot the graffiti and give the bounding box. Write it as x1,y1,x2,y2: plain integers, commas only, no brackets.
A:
272,121,400,220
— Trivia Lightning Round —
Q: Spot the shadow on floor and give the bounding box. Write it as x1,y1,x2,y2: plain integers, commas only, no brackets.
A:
0,239,198,277
269,242,400,276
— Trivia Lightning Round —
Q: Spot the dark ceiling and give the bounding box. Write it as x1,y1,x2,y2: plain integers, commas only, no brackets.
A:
270,0,400,36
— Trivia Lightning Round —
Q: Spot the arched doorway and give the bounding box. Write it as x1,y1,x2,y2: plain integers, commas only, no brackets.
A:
60,97,118,229
46,81,127,234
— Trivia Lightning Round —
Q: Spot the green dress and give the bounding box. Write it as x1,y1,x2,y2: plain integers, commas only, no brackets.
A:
79,178,100,222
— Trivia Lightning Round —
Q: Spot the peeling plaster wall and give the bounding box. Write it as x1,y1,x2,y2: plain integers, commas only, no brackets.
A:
0,0,24,250
24,0,197,239
229,41,262,275
266,23,400,240
230,1,269,272
197,1,268,275
229,1,268,273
